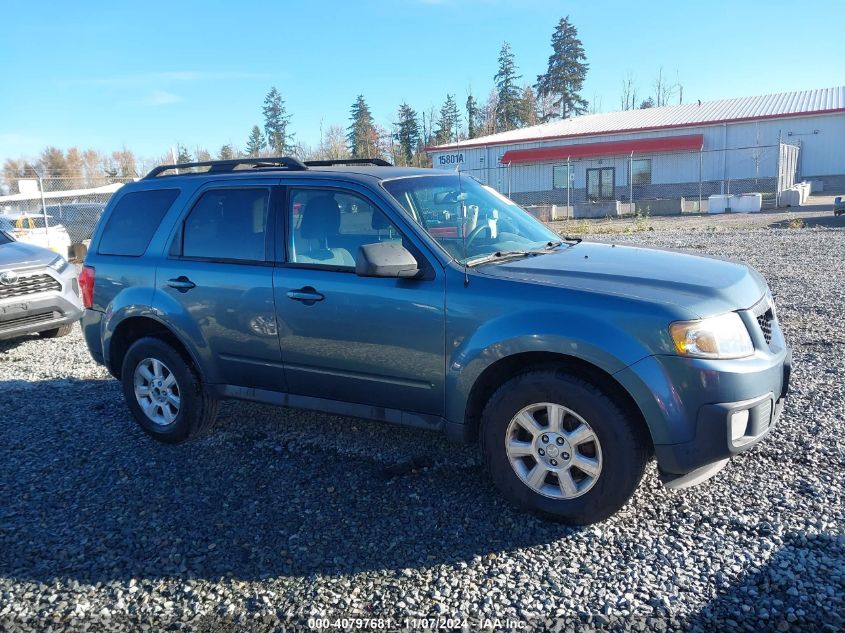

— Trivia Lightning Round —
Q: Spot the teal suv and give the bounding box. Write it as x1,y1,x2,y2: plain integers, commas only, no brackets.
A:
81,157,791,524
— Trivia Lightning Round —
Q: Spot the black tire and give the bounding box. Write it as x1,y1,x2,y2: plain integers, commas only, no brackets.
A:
38,323,74,338
120,336,219,444
480,370,648,525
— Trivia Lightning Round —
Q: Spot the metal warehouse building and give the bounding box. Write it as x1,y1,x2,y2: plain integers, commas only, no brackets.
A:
427,87,845,214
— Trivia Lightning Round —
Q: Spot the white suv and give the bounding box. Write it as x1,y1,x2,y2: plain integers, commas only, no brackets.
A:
0,227,82,341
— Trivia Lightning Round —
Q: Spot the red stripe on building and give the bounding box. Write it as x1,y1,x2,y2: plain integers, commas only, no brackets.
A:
499,134,704,164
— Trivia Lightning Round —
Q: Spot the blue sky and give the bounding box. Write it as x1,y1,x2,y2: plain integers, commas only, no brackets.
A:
2,0,843,163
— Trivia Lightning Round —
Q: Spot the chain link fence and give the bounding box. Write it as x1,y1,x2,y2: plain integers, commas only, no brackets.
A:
0,145,803,259
458,143,799,221
0,177,134,260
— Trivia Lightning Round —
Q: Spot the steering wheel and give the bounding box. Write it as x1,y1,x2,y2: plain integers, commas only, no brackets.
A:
464,222,492,251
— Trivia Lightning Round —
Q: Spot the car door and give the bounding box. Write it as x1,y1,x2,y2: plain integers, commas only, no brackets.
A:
273,181,446,416
155,180,285,391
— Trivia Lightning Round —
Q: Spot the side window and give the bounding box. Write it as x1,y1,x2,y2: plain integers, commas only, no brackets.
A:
289,189,402,268
98,189,179,256
181,188,270,262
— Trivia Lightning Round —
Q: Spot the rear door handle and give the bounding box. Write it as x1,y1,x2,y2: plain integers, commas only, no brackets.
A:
167,276,196,292
286,287,324,304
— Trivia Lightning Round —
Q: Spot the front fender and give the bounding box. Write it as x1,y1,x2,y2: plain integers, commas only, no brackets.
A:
445,308,657,424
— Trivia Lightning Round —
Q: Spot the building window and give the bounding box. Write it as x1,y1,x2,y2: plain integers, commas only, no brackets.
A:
552,164,573,189
631,159,652,185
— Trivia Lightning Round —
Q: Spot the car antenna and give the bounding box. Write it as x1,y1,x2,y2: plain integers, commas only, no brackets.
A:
459,166,469,287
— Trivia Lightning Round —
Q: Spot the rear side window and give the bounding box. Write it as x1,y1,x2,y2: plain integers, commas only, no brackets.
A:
181,188,270,262
98,189,179,256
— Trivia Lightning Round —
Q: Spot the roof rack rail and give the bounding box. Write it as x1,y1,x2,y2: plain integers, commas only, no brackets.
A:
304,158,393,167
144,157,308,179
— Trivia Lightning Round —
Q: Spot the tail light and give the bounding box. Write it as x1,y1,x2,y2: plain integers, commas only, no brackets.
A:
79,266,95,309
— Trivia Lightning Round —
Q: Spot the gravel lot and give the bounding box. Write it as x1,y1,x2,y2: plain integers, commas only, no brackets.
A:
1,223,843,631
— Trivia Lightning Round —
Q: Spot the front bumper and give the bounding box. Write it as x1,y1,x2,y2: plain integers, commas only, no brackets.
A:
655,368,789,487
0,268,82,341
615,329,791,486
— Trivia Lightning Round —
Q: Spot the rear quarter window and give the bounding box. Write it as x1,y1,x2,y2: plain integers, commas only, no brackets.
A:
98,189,180,256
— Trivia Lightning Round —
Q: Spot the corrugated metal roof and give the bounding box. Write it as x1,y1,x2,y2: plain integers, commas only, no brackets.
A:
429,86,845,151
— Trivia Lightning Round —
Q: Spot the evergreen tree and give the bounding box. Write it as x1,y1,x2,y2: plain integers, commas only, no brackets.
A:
262,86,294,154
535,16,589,121
639,97,655,109
218,144,235,160
347,95,377,158
176,145,192,164
434,94,461,145
394,103,421,166
494,42,523,131
519,85,539,127
466,93,479,139
245,125,266,157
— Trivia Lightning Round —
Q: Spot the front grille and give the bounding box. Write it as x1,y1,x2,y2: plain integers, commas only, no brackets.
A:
751,297,775,346
0,310,58,332
757,311,773,344
0,273,61,300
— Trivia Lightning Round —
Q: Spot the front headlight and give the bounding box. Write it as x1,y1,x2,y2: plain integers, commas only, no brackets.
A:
669,312,754,359
48,254,69,274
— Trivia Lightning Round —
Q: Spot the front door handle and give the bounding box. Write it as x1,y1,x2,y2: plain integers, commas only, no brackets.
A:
286,287,324,304
167,276,196,292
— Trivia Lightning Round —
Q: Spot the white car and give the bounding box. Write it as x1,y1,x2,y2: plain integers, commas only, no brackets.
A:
0,213,71,260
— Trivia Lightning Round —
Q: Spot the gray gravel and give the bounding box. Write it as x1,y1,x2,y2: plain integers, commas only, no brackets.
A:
1,225,843,631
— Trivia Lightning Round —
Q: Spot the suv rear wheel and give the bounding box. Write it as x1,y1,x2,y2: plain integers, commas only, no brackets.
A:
480,370,648,524
121,336,219,443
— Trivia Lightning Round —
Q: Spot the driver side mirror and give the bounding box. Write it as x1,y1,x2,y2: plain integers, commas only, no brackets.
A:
355,242,420,278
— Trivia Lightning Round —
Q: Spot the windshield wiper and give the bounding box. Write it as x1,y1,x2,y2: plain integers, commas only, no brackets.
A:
540,238,580,251
466,250,543,267
466,239,579,267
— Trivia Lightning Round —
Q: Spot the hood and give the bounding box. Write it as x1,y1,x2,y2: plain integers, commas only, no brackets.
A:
476,241,766,318
0,240,58,270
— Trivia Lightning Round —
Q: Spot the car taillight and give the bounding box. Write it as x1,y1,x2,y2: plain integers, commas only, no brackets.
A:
79,265,95,309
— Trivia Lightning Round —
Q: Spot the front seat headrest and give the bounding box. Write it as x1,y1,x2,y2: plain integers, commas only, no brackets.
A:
300,196,340,239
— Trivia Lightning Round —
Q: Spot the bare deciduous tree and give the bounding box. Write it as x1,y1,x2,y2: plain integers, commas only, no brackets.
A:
620,73,638,111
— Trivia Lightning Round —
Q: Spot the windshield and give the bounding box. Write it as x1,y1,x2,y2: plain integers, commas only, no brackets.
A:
382,174,561,264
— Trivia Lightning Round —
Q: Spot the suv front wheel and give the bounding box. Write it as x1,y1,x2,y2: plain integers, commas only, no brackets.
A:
121,336,219,443
481,370,648,524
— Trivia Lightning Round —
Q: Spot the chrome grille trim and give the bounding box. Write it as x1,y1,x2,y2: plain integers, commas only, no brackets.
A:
0,273,61,300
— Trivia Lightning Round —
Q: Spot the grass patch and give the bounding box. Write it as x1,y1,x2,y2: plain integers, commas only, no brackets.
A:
556,213,653,235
